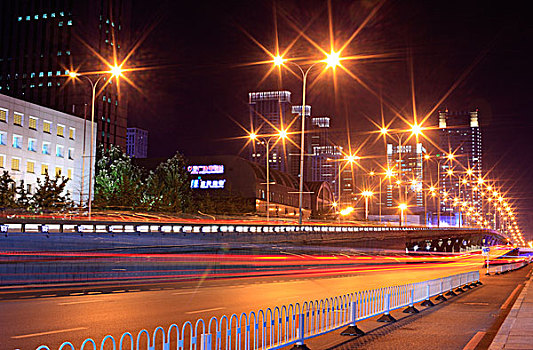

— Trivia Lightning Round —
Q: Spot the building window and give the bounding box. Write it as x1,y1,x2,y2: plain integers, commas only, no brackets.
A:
0,154,4,168
55,167,62,177
56,145,64,158
28,138,37,152
69,127,75,140
42,142,50,155
27,160,35,174
29,116,38,130
43,121,51,133
0,108,7,122
13,135,22,149
68,148,74,160
67,168,73,180
11,157,20,171
13,113,23,126
0,132,6,145
57,124,64,137
41,164,49,175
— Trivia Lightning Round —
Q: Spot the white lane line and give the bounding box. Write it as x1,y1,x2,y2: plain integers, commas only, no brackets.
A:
12,327,88,339
58,299,103,306
185,307,225,315
172,291,197,295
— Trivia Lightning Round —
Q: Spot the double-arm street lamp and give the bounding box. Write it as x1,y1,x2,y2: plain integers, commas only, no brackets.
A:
69,65,123,218
249,130,288,221
272,53,341,224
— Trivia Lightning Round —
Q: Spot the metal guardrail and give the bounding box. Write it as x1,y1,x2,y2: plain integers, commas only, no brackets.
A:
488,259,530,275
35,270,480,350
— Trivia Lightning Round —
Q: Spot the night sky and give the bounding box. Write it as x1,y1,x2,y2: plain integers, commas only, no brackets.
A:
125,0,533,237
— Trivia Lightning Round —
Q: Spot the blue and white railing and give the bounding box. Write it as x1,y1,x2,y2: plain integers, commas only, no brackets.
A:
488,258,531,275
36,270,480,350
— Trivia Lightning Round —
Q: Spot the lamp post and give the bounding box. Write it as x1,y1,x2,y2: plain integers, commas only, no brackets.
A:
249,131,287,222
273,53,341,225
69,65,123,218
362,190,373,220
399,203,407,226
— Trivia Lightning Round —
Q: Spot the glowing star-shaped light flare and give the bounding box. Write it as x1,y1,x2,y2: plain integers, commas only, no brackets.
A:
410,123,423,136
273,55,286,66
109,65,123,78
325,51,341,68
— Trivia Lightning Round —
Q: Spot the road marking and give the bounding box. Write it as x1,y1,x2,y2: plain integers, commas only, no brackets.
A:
464,302,489,306
12,327,88,339
463,331,485,350
87,291,101,295
172,291,197,295
58,299,103,306
69,292,84,296
112,290,126,293
501,285,522,309
185,307,225,315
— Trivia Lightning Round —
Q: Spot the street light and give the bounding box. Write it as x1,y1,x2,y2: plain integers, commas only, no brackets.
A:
249,130,287,222
69,65,123,218
273,53,342,225
361,190,374,220
399,203,408,226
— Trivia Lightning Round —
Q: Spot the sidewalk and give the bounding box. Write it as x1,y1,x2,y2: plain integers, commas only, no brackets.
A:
489,269,533,350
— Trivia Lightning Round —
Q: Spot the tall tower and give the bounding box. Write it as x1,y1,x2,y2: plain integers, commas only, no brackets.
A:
386,142,426,212
309,116,342,200
0,0,130,149
438,110,483,215
248,91,293,173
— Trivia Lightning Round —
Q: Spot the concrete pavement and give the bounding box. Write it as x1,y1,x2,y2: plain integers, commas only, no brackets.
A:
489,267,533,349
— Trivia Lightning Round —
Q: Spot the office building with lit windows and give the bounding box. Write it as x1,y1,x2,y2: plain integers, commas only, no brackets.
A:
248,91,294,173
0,93,94,203
309,116,343,201
386,142,426,212
0,0,130,150
126,127,148,158
438,110,483,215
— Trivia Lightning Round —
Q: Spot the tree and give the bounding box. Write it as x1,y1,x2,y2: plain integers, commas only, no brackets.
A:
15,180,31,209
94,145,145,209
145,152,192,212
32,173,71,211
0,171,16,208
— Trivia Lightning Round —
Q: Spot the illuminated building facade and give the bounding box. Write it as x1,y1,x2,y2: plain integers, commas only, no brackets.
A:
0,93,94,202
126,127,148,158
438,110,482,215
386,142,426,212
309,116,343,201
248,91,293,173
0,0,130,150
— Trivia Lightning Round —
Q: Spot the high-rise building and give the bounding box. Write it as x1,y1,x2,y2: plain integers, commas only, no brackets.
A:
438,110,483,214
248,91,293,173
386,142,426,212
126,127,148,158
308,116,343,200
0,0,130,150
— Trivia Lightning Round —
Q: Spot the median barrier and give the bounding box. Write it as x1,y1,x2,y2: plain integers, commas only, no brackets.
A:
35,270,480,350
487,259,530,275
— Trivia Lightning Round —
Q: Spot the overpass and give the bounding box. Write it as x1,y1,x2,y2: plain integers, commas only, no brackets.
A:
0,218,508,252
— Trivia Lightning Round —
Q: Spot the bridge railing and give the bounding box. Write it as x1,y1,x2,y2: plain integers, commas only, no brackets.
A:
36,270,480,350
488,258,531,275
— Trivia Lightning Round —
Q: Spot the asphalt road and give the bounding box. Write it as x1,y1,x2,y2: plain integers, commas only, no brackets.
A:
1,256,487,350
